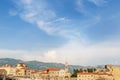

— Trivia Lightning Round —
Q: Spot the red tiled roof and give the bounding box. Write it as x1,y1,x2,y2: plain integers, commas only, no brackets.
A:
46,68,60,71
106,74,113,76
31,72,36,74
0,69,6,73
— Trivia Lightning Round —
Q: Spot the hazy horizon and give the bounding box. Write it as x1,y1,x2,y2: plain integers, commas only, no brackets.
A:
0,58,114,66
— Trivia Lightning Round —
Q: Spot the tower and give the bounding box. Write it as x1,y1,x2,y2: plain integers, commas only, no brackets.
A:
65,61,69,73
64,61,71,80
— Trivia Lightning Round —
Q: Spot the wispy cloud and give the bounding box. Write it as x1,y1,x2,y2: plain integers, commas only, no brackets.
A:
75,0,109,15
45,39,120,65
75,0,87,14
79,15,101,29
11,0,81,40
19,0,56,23
11,0,105,41
88,0,108,6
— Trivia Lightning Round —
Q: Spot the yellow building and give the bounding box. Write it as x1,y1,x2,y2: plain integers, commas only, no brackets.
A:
16,63,33,78
0,64,16,76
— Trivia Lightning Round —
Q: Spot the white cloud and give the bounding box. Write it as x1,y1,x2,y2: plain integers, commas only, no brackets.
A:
1,39,120,65
43,51,58,62
55,17,70,23
49,39,120,65
0,49,59,63
37,20,54,34
21,50,58,63
88,0,108,6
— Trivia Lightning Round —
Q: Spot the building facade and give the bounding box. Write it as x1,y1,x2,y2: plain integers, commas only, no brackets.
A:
0,64,16,76
77,72,114,80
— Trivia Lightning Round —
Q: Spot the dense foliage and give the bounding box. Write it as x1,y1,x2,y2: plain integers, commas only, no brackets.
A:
71,68,96,77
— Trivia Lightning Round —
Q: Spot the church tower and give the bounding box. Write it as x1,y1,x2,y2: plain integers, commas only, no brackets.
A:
64,61,71,80
65,61,69,73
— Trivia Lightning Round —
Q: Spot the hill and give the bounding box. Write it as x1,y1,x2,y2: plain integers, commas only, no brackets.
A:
0,58,83,73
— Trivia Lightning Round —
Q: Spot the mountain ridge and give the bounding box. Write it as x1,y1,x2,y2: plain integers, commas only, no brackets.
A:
0,58,83,73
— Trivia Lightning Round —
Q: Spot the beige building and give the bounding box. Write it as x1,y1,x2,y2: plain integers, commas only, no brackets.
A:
77,72,113,80
59,69,66,77
39,67,70,80
16,63,27,69
0,62,71,80
30,70,41,79
0,64,16,76
16,63,33,78
47,68,60,77
0,69,7,80
105,65,120,80
39,70,49,80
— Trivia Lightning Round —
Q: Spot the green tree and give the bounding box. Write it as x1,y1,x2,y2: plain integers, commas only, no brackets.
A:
79,68,83,72
87,68,96,72
71,69,79,77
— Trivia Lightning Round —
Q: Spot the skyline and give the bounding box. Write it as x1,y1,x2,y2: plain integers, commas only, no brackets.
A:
0,0,120,65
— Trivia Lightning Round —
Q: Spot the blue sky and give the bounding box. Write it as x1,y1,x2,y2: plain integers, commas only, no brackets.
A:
0,0,120,65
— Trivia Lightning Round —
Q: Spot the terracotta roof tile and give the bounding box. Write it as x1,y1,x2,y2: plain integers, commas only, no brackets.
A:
0,69,6,73
46,68,60,71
